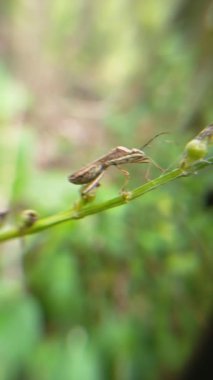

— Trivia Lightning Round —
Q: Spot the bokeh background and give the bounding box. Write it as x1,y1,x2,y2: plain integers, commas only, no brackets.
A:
0,1,213,379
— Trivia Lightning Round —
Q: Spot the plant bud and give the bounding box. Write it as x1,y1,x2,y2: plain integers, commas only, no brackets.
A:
184,139,207,161
0,209,9,227
20,209,39,228
180,138,208,170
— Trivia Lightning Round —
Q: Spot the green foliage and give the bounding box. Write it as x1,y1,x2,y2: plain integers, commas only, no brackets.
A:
0,1,213,380
0,292,42,380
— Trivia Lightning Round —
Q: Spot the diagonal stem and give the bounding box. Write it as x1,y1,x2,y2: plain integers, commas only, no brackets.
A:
0,157,212,243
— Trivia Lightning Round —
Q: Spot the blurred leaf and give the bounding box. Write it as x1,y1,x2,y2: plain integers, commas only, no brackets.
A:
0,295,42,380
0,64,30,121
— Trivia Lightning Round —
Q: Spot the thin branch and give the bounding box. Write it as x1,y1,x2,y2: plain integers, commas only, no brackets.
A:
0,157,212,243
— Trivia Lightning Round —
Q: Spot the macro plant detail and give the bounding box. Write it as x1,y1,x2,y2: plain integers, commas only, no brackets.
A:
0,125,212,243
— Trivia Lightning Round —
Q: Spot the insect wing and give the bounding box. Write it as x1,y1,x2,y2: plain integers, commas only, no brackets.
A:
68,163,103,184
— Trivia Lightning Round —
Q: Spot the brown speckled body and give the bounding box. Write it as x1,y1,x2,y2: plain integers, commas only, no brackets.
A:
68,146,150,185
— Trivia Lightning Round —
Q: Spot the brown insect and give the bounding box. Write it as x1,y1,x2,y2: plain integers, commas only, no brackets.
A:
68,134,165,195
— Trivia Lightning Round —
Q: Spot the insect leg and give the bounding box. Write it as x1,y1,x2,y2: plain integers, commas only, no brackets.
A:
148,157,164,172
144,157,164,181
144,164,151,181
115,165,130,192
81,170,106,195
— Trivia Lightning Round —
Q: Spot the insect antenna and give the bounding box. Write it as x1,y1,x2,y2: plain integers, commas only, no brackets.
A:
140,132,169,150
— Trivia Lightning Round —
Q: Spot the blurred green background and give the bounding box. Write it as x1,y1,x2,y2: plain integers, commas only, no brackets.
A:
0,1,213,379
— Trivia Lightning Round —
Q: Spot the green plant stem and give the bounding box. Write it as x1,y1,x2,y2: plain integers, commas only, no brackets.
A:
0,157,212,243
